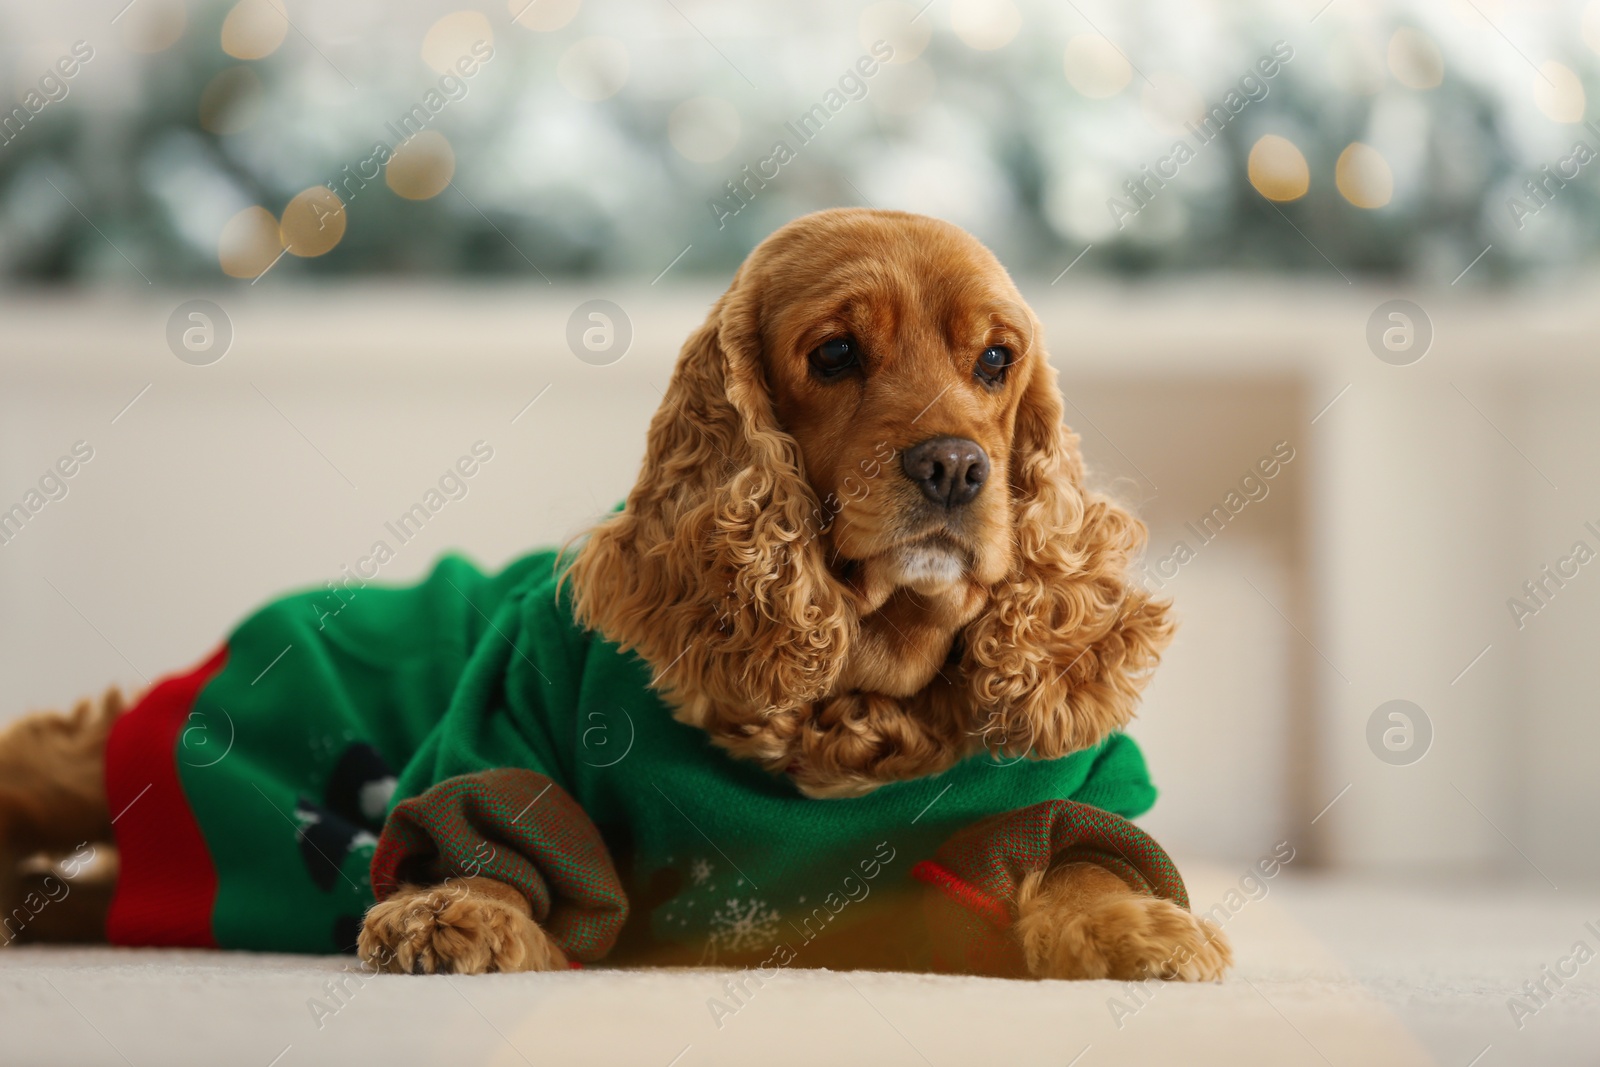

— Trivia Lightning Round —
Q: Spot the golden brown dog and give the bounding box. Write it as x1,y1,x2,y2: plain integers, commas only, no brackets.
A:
1,209,1229,981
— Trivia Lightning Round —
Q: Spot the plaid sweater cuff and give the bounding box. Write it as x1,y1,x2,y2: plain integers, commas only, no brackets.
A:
911,799,1189,976
370,769,629,963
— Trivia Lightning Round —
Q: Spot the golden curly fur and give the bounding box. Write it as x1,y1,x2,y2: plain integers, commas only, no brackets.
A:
567,208,1174,798
1016,863,1230,980
357,876,568,975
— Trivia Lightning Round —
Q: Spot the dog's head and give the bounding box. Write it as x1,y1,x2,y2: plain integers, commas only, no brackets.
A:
568,209,1172,796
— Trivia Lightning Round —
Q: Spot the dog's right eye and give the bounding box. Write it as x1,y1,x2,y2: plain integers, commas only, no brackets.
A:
809,337,859,379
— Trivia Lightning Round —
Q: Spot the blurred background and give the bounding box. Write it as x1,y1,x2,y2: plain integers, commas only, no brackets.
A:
3,0,1599,280
3,0,1600,1057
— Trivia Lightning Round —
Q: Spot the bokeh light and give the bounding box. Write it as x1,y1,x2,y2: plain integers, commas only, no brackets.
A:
218,205,283,278
509,0,581,31
1335,142,1394,208
1448,0,1505,22
220,0,289,61
951,0,1021,51
386,131,456,200
1248,135,1310,202
118,0,187,54
1064,35,1132,99
858,2,931,64
1388,27,1443,90
280,187,347,257
557,36,630,100
2,0,1594,287
1534,61,1586,123
422,11,495,75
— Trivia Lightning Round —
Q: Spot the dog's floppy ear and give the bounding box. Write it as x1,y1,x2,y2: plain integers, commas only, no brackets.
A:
567,282,853,741
960,339,1174,760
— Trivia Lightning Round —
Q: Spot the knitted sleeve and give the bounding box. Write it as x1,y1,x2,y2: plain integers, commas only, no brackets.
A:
369,768,628,964
910,800,1188,976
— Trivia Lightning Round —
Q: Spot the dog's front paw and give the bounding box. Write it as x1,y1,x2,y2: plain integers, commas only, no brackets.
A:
1015,864,1231,982
357,878,567,975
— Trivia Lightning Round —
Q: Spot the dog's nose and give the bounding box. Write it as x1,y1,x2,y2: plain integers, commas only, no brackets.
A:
901,436,990,508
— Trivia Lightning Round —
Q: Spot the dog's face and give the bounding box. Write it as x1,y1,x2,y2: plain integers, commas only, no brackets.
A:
569,209,1173,797
754,217,1032,603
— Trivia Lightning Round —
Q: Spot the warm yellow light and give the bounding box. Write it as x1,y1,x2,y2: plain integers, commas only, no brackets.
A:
280,187,347,257
422,11,494,75
220,0,288,60
1388,28,1443,90
386,131,456,200
951,0,1021,51
218,206,283,278
1534,61,1586,123
1335,142,1394,209
509,0,581,31
858,2,930,64
1064,35,1132,99
1248,135,1310,202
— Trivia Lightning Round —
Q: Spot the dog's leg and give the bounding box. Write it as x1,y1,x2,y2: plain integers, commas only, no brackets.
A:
0,691,122,943
0,691,120,855
1014,862,1231,981
357,876,568,975
3,861,118,944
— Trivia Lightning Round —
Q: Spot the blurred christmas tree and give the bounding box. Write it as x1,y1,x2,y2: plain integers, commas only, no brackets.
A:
0,0,1593,285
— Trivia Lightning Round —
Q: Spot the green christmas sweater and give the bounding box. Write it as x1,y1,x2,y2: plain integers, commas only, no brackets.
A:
104,550,1189,974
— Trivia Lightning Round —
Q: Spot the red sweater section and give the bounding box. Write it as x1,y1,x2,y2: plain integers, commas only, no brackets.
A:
104,646,228,947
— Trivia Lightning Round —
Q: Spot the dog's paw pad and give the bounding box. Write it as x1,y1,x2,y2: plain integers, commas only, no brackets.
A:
356,883,565,975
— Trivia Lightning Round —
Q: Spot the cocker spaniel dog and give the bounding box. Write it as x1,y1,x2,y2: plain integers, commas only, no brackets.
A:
0,209,1229,983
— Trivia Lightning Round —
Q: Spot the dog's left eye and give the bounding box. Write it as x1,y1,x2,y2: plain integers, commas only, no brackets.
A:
809,337,859,379
975,345,1013,383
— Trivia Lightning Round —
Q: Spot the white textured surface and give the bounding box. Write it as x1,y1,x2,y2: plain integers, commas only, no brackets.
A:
10,868,1592,1065
4,865,1544,1067
1275,873,1600,1067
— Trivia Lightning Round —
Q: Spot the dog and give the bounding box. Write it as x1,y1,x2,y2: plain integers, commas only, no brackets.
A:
0,209,1229,982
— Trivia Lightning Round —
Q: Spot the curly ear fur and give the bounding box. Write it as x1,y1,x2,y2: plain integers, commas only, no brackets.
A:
960,344,1174,761
566,286,855,762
